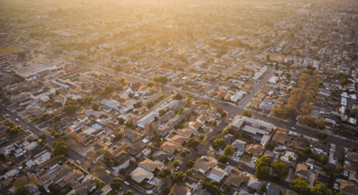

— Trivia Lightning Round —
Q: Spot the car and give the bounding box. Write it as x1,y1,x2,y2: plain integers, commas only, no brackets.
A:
76,160,81,164
5,114,9,117
124,181,130,186
291,127,296,130
341,137,347,140
226,162,229,165
15,118,19,122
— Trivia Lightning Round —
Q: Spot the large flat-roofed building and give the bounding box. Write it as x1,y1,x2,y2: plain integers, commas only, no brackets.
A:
15,63,58,78
232,116,274,131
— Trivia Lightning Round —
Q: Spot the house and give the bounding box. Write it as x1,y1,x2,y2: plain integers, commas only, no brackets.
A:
248,177,264,190
189,121,205,130
208,166,228,182
223,170,249,188
232,139,246,156
177,128,200,137
193,157,217,174
346,151,358,163
170,135,189,145
306,158,315,170
138,158,165,172
130,167,154,184
160,141,183,154
317,171,330,186
266,184,281,195
292,136,309,151
37,156,62,172
113,151,129,164
129,140,146,156
172,185,191,195
193,189,211,195
295,164,309,180
246,144,262,160
340,180,356,195
137,112,159,129
271,130,288,145
152,150,174,162
311,142,329,156
75,179,97,195
158,110,175,124
349,172,358,183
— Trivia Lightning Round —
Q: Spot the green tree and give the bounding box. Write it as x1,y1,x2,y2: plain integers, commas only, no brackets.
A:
118,117,125,125
147,82,154,87
15,186,29,195
272,160,289,179
113,132,123,142
52,141,68,157
54,115,62,122
173,160,180,168
173,94,183,100
159,109,166,115
39,133,47,141
185,160,195,169
64,101,78,114
242,111,252,117
310,183,333,195
171,171,185,184
316,132,327,140
13,176,28,189
255,165,270,180
224,145,235,156
40,113,51,122
84,96,93,104
123,190,134,195
187,138,200,149
218,155,228,164
92,102,99,111
158,167,171,178
202,180,220,195
320,155,329,164
110,177,122,191
289,177,309,194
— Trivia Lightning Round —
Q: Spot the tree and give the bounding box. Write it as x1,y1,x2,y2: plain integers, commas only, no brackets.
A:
159,109,166,115
110,177,122,191
255,156,272,180
316,132,327,140
123,190,134,195
242,111,252,117
173,160,180,168
13,176,28,189
48,184,61,195
118,117,125,125
84,96,93,104
173,94,183,100
39,133,47,141
187,138,200,149
153,76,168,84
52,141,68,157
147,82,154,87
54,115,61,122
310,183,333,195
158,167,171,178
92,102,99,111
272,160,289,179
224,145,235,156
64,101,78,114
218,155,228,164
255,165,270,180
15,186,29,195
40,113,51,121
112,132,123,142
185,160,195,169
171,171,185,184
163,188,171,195
133,102,142,108
320,155,329,164
289,177,309,194
202,180,220,195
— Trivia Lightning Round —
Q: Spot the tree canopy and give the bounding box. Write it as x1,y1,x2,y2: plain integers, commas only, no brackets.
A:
224,145,235,156
110,177,122,191
171,171,185,184
289,177,309,194
52,141,68,157
272,160,289,179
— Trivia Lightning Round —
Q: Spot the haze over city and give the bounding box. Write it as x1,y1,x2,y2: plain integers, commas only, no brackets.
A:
0,0,357,195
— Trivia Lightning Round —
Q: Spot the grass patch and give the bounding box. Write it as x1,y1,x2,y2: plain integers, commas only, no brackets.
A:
0,46,21,55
